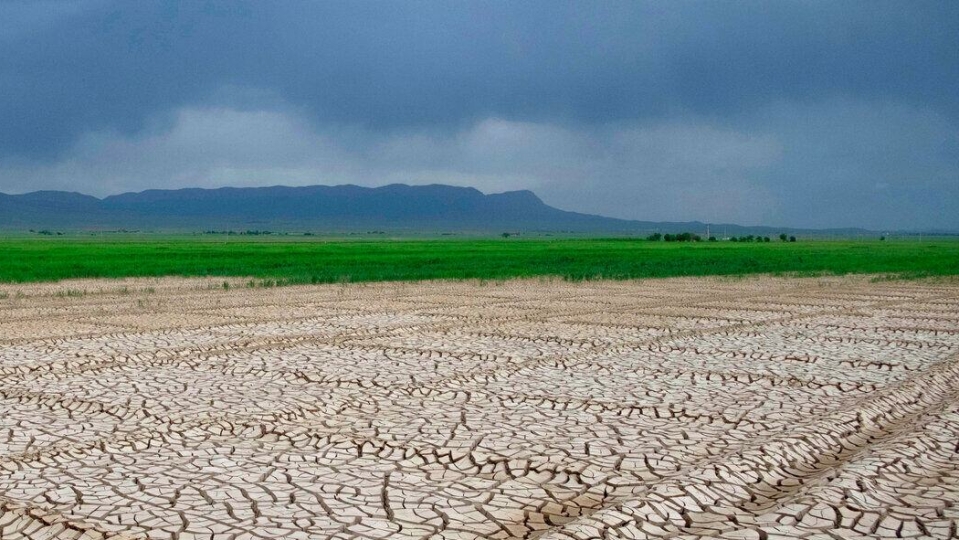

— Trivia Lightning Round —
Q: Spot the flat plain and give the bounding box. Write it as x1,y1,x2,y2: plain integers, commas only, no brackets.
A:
1,275,958,539
1,237,957,284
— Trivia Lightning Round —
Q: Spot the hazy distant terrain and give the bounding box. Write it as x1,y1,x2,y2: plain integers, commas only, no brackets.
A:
0,184,881,236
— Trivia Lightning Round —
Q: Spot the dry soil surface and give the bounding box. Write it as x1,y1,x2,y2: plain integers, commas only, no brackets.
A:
1,276,958,540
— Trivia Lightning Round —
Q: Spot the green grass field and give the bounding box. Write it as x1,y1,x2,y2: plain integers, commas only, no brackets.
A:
1,237,957,284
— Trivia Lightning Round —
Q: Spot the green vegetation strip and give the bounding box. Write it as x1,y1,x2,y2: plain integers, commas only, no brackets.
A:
1,238,957,284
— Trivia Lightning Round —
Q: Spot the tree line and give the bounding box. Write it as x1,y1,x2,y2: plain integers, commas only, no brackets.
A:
646,232,798,242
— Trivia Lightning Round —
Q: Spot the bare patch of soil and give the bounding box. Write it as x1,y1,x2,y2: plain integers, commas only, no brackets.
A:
1,276,957,539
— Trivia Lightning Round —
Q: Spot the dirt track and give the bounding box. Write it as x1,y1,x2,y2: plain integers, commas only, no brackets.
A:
1,276,958,539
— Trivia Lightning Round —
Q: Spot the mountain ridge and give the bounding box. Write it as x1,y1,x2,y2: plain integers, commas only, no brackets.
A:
0,183,889,235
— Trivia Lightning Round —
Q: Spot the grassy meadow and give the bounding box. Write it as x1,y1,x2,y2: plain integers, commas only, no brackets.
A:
1,236,957,285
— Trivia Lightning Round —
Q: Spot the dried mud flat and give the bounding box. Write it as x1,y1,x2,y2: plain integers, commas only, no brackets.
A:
1,276,958,540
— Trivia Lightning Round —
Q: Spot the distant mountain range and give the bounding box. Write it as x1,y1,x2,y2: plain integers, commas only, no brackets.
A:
0,183,887,236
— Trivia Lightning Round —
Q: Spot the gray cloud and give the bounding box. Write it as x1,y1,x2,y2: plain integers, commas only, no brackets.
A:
0,1,956,229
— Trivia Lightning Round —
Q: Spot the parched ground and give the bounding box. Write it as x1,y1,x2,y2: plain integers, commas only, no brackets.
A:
0,276,958,540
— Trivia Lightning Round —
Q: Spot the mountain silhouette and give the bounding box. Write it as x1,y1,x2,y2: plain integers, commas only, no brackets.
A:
0,183,871,235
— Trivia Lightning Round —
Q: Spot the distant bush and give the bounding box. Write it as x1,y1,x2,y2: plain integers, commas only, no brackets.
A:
206,229,279,236
779,233,788,242
663,232,701,242
789,236,797,242
730,235,775,243
733,235,772,243
708,236,717,242
647,233,662,241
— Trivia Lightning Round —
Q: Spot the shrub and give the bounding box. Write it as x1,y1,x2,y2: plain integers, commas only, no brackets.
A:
779,233,788,242
662,232,702,242
789,236,797,242
647,233,662,241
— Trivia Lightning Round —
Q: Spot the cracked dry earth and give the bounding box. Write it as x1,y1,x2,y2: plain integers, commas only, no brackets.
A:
1,277,958,540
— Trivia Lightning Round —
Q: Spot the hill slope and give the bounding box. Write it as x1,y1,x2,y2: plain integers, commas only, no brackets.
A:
0,183,870,235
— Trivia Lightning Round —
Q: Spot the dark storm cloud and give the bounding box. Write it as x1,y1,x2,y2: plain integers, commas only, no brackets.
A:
3,1,956,159
0,1,957,229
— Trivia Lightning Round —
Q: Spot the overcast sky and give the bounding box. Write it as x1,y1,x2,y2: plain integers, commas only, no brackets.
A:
1,1,956,229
